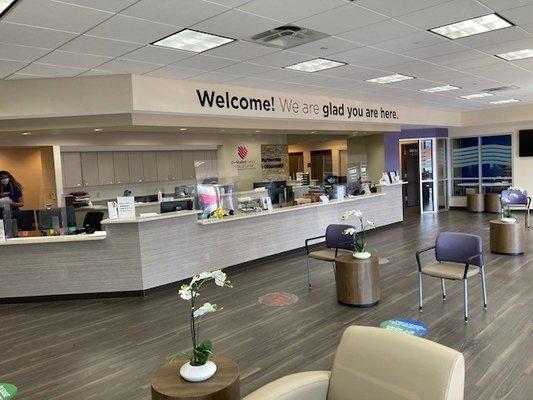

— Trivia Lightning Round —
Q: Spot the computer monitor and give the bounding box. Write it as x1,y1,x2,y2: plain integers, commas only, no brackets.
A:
253,181,292,204
160,200,193,214
11,210,37,231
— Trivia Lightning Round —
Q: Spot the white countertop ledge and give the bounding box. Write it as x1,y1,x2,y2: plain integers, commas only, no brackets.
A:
198,193,386,225
0,231,107,246
101,209,202,225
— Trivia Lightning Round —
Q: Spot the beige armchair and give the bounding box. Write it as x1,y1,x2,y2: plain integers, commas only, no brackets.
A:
243,326,464,400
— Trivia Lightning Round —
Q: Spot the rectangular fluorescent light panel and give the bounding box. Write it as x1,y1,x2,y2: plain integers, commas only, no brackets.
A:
460,93,494,100
496,48,533,61
490,99,520,104
0,0,17,17
421,85,460,93
153,29,234,53
430,14,512,39
285,58,346,72
366,74,414,84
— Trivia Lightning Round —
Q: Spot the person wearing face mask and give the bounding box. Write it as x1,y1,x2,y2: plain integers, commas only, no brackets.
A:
0,170,24,210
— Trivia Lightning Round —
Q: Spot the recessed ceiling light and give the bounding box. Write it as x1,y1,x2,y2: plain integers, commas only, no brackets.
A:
285,58,346,73
430,13,512,39
490,98,520,104
460,93,494,100
420,85,460,93
0,0,18,19
153,29,234,53
21,131,31,136
366,74,414,84
94,128,103,132
179,128,188,131
496,48,533,61
255,130,261,133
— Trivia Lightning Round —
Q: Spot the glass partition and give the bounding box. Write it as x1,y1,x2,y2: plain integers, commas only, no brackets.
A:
481,135,512,193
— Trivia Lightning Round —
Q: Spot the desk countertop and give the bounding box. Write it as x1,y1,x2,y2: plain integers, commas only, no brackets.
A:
0,231,107,246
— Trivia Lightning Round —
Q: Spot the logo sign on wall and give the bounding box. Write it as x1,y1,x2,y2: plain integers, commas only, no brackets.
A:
379,319,428,337
231,145,257,170
0,383,17,399
237,145,248,159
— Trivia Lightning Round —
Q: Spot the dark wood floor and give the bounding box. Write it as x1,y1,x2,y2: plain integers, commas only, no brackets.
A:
0,209,531,399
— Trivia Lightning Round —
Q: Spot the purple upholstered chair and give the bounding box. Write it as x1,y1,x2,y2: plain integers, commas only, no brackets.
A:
416,232,487,322
501,189,531,228
305,224,355,289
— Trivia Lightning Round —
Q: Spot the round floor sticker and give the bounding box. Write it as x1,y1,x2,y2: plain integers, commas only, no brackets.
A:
258,292,299,306
379,319,428,337
0,383,17,399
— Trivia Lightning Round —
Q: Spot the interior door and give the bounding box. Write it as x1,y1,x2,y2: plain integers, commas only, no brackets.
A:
289,152,304,179
401,143,420,207
310,150,332,181
419,139,436,213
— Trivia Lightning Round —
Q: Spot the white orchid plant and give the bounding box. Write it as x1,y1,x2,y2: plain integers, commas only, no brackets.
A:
502,186,527,219
341,209,376,253
169,270,232,366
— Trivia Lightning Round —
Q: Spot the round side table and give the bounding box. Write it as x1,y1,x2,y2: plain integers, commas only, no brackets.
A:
151,357,240,400
489,220,525,255
485,193,501,213
467,193,485,212
334,253,380,307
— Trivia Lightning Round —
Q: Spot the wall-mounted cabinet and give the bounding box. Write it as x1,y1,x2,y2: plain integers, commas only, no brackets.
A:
61,150,217,188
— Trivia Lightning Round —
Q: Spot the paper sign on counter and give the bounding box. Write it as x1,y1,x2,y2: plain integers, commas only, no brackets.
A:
117,197,136,219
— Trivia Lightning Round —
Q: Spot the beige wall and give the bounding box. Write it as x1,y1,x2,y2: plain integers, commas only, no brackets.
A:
288,136,348,177
347,134,385,182
0,147,57,210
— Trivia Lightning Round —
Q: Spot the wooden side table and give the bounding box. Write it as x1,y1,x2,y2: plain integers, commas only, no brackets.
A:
485,193,502,213
151,357,240,400
334,253,380,307
489,220,525,255
467,193,485,212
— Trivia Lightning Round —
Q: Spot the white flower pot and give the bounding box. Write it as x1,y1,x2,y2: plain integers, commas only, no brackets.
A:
353,251,371,260
179,360,217,382
501,217,517,223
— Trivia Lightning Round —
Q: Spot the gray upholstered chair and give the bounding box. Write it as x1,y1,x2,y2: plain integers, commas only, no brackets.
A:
501,189,531,228
416,232,487,322
243,325,465,400
305,224,354,288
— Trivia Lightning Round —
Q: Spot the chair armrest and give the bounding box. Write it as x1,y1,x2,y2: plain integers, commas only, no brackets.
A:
464,252,483,279
305,236,325,255
415,245,436,271
243,371,330,400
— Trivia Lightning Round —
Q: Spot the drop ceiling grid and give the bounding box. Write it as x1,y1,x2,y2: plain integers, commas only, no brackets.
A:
0,0,531,111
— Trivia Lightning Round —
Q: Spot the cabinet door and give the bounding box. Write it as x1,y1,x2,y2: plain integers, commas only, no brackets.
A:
97,152,115,185
128,152,144,183
156,152,171,181
180,150,196,181
113,152,130,184
169,151,183,181
62,152,83,188
142,152,158,182
81,152,99,187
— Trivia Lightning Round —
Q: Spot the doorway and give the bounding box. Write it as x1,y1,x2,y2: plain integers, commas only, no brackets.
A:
289,152,304,179
401,142,420,208
310,150,332,181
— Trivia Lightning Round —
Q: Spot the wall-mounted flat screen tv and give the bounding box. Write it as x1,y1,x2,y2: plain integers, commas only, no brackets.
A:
519,130,533,156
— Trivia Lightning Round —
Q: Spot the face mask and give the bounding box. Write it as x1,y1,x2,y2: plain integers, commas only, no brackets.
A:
1,178,9,185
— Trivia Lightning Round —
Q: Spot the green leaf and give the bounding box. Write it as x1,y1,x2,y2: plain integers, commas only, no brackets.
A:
192,340,214,365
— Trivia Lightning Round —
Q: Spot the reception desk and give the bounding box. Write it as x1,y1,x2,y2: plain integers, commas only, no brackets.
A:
0,184,404,301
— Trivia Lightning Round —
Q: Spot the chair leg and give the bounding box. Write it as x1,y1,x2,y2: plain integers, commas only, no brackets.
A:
463,279,469,322
440,278,447,300
306,257,311,289
418,272,423,312
527,208,530,229
480,267,488,310
332,262,336,276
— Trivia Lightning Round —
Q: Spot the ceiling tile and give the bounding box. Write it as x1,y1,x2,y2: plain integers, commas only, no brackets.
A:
455,26,530,49
193,9,281,39
480,0,533,12
0,59,27,78
396,0,493,30
249,50,310,68
205,40,278,61
171,54,237,71
208,0,251,6
78,69,114,76
121,0,229,27
59,35,143,57
5,72,44,80
252,68,311,81
17,62,87,77
356,0,446,17
120,45,193,64
338,20,418,45
332,47,412,68
294,4,387,35
0,22,76,48
57,0,139,12
238,0,346,23
37,50,112,68
146,65,202,79
373,31,445,53
390,61,452,78
500,4,533,24
401,42,467,60
214,62,275,76
0,43,50,62
4,0,112,33
476,37,533,55
318,65,389,81
97,59,163,74
290,37,361,57
86,15,178,44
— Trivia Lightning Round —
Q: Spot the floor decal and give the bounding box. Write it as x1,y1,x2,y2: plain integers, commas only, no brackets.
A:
378,257,390,265
258,292,299,306
379,318,428,337
0,383,17,399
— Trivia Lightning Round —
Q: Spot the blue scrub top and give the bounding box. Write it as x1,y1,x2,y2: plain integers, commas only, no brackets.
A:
1,184,22,209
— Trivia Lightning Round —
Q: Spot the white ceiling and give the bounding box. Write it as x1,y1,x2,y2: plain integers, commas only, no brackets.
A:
1,0,533,111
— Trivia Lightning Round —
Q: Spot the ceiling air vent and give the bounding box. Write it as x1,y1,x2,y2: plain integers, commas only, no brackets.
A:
483,85,519,93
246,25,329,50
